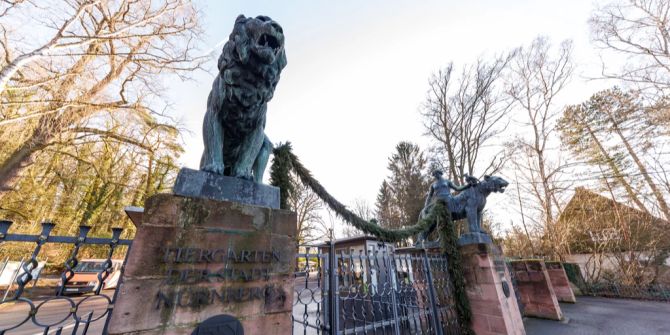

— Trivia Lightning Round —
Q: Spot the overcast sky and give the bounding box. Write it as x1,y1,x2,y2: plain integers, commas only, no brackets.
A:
169,0,613,236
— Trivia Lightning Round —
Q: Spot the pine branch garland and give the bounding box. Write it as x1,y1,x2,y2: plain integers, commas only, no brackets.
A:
269,142,294,210
438,203,474,335
272,143,432,241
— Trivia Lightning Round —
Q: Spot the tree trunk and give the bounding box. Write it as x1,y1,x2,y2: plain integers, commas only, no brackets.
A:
0,49,46,93
582,121,650,214
0,129,48,194
0,40,126,196
610,121,670,220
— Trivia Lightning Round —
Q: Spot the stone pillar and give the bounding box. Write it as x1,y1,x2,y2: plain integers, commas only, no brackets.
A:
545,262,576,303
109,193,296,335
509,260,563,320
460,242,525,335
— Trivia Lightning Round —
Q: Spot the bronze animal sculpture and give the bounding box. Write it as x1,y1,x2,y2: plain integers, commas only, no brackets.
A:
200,15,287,182
417,175,509,243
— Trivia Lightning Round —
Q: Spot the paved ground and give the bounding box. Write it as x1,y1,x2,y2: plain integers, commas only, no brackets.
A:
5,287,669,334
525,296,670,335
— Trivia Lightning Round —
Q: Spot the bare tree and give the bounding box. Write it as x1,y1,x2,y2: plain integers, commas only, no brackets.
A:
0,0,32,17
501,225,538,258
0,0,203,193
560,88,670,221
558,187,669,285
288,175,327,245
0,112,182,255
421,53,514,184
507,37,575,258
591,0,670,94
341,198,372,238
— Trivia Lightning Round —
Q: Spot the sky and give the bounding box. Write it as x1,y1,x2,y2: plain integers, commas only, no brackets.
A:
168,0,613,236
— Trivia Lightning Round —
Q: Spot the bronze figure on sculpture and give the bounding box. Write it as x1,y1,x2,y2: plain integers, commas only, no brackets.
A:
417,171,508,243
200,15,287,183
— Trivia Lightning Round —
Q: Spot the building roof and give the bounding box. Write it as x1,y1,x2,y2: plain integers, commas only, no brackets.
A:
317,235,393,249
556,187,669,253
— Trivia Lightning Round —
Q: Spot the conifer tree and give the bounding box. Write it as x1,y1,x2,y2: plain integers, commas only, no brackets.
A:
375,142,430,229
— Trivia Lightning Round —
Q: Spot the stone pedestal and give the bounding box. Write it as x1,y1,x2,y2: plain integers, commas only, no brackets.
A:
460,243,525,335
109,193,297,335
509,260,563,320
545,262,576,303
173,168,280,209
458,232,493,246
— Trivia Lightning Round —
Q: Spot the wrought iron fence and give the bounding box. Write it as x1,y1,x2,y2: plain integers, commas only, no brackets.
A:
0,220,133,335
579,282,670,302
292,241,460,335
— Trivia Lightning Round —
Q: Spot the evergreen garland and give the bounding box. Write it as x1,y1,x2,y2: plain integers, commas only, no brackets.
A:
270,142,473,333
437,204,474,335
269,142,294,210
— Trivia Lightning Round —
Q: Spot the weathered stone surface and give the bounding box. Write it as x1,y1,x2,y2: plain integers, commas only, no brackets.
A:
173,168,280,209
123,225,178,277
509,260,563,320
109,193,296,335
545,262,576,303
460,243,526,335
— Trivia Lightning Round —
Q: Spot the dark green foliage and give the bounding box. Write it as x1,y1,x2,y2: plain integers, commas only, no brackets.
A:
270,143,473,333
563,262,586,287
375,142,430,229
269,142,294,210
437,201,473,335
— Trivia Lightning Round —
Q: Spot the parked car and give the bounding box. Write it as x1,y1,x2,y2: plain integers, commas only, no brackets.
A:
56,259,123,295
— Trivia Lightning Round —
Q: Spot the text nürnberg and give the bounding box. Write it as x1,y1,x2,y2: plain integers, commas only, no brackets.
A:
156,247,283,309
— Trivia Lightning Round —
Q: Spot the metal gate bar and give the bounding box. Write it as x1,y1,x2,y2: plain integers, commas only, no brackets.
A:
0,220,132,335
292,239,460,335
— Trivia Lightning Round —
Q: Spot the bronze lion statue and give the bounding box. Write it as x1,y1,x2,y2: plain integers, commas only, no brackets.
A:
200,15,287,182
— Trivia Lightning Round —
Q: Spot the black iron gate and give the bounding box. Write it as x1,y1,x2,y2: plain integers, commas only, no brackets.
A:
0,220,133,335
293,241,460,335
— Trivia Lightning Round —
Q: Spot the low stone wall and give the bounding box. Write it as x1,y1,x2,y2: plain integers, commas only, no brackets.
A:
545,262,576,303
509,260,563,320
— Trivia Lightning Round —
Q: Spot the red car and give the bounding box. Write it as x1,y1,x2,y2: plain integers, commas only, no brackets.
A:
56,259,123,295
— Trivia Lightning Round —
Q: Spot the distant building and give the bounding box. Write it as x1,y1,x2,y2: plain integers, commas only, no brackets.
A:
556,187,670,283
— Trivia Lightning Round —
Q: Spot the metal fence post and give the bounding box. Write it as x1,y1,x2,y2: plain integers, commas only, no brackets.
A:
328,237,339,335
422,249,444,335
31,256,47,289
0,222,134,334
387,247,401,335
102,239,133,335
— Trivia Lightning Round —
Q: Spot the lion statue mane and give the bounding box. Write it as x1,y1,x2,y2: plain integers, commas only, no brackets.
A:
200,15,287,182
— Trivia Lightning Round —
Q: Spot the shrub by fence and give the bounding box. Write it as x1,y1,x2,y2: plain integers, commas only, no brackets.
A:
579,282,670,302
562,262,670,302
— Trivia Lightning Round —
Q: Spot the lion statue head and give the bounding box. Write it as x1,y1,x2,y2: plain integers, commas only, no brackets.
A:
218,15,287,93
482,175,509,193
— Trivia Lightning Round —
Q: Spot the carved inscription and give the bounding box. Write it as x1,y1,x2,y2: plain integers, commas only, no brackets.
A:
155,247,284,309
